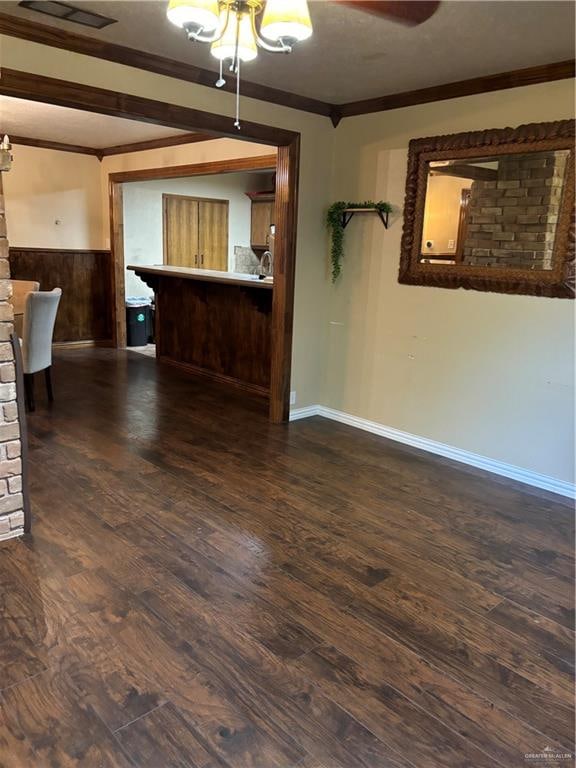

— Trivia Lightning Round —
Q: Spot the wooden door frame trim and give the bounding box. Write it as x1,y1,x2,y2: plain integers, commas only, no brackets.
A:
111,163,292,421
111,151,291,419
109,181,125,348
109,154,277,183
162,193,231,202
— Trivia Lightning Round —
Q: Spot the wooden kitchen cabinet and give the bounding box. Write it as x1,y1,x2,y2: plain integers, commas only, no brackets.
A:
250,196,275,249
163,194,228,271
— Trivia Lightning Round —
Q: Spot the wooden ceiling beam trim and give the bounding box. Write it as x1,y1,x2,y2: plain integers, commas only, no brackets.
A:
0,68,298,146
337,60,576,119
0,12,332,119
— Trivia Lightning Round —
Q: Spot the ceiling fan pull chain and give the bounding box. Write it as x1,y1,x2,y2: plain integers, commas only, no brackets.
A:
234,58,241,130
215,57,225,88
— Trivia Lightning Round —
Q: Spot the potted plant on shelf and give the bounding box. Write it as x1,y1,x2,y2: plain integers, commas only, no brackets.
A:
327,200,392,282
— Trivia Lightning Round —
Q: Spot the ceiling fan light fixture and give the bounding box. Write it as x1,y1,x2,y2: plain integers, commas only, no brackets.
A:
166,0,220,31
166,0,312,129
260,0,313,43
211,9,258,63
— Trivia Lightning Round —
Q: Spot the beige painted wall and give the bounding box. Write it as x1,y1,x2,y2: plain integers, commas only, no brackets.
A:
2,144,104,249
328,79,575,483
1,35,334,412
2,36,573,484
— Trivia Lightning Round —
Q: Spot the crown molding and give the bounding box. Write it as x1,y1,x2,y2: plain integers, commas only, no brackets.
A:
99,132,213,157
336,59,576,120
0,12,332,120
6,131,216,159
0,13,572,126
7,133,100,156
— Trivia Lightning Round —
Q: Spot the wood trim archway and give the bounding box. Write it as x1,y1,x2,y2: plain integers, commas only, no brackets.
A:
0,68,300,423
108,154,278,357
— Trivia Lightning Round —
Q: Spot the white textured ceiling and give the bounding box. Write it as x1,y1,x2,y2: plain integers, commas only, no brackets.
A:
0,95,190,148
0,0,574,104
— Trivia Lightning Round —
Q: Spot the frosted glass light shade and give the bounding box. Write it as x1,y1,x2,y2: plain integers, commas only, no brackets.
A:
211,10,258,62
260,0,312,42
167,0,220,30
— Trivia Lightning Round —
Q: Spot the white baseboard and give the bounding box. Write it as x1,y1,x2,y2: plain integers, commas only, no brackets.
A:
289,405,575,499
289,405,322,421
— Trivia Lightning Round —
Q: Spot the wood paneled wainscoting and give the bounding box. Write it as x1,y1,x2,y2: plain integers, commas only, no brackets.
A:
9,247,114,345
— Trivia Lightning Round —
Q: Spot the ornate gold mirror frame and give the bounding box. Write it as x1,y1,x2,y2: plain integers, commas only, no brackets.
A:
399,120,575,298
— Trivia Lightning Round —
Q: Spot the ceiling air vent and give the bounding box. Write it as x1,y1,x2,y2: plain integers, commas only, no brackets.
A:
18,1,117,29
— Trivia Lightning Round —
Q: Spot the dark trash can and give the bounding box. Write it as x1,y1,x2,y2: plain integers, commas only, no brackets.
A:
126,299,151,347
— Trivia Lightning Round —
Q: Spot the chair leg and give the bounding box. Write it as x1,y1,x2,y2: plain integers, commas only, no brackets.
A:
44,366,54,403
24,373,35,413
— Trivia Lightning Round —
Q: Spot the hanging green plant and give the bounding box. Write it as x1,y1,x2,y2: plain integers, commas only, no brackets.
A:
327,200,392,282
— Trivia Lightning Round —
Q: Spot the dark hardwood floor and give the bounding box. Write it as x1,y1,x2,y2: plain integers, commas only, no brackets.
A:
0,348,574,768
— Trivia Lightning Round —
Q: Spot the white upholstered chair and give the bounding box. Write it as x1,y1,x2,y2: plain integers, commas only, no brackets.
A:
21,288,62,412
9,280,40,337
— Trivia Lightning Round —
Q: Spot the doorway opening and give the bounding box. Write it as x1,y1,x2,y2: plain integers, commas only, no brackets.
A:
1,68,300,422
112,155,277,393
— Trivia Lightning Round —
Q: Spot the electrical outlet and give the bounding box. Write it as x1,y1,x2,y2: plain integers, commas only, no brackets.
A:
447,239,455,250
290,391,297,406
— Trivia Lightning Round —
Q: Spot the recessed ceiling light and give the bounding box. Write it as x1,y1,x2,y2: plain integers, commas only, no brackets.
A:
18,1,117,29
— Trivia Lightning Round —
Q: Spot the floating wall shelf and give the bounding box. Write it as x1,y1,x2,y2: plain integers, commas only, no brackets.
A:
341,207,390,230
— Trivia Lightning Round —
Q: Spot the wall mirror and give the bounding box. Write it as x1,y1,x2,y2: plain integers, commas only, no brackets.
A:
399,120,575,297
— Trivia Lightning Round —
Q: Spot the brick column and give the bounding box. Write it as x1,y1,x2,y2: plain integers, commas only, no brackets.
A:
0,173,25,540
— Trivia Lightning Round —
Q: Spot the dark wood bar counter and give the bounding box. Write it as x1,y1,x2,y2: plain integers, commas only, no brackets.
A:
128,266,273,396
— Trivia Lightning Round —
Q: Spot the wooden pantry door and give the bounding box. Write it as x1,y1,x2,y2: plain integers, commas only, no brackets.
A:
198,199,228,271
163,194,200,268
